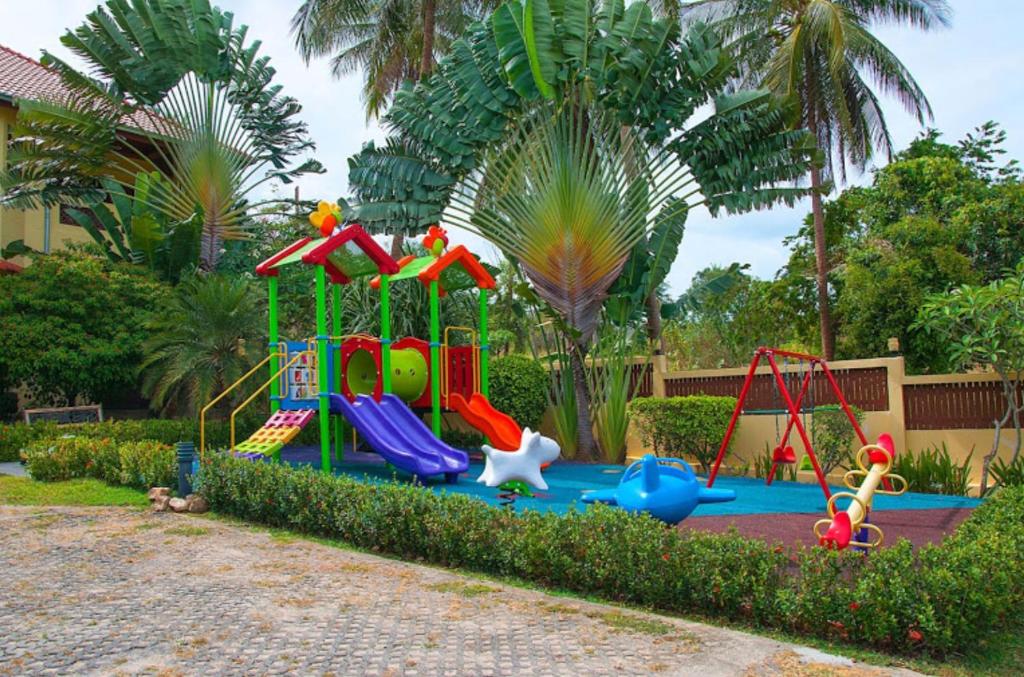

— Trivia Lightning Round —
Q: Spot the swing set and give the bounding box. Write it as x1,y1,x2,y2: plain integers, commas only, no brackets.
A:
706,347,869,500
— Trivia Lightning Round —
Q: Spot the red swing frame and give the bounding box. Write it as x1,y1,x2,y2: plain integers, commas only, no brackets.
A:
706,347,869,500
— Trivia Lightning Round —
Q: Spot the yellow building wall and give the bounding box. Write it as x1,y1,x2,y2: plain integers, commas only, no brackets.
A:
0,105,94,265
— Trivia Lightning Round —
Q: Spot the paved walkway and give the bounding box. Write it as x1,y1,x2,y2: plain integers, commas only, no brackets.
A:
0,506,919,676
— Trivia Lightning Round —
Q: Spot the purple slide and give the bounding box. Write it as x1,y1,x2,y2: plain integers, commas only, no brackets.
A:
329,393,468,483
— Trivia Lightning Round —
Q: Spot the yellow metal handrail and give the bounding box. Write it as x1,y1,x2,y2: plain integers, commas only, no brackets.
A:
441,326,480,400
230,351,315,451
200,352,283,456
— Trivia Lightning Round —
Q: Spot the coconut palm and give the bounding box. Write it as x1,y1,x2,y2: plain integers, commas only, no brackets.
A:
1,0,321,270
140,275,266,416
679,0,951,359
292,0,500,120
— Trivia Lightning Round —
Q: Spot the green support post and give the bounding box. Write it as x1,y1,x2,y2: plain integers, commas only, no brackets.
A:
429,279,442,436
315,266,331,474
380,275,392,393
332,283,343,461
479,288,489,397
268,276,280,413
268,275,281,463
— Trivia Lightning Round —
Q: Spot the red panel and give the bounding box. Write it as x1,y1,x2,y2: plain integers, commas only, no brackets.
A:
339,337,382,402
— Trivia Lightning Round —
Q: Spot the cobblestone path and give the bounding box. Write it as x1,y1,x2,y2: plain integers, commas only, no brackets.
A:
0,506,918,676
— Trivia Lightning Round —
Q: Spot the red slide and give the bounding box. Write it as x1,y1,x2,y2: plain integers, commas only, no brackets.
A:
448,393,522,451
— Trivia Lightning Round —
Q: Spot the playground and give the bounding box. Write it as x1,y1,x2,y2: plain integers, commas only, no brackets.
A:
199,212,984,554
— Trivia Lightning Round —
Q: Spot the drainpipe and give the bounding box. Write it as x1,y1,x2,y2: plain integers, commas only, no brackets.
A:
43,206,51,253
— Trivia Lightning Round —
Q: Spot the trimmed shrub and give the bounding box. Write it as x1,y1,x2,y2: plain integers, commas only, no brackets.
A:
21,437,175,490
195,454,1024,658
810,404,865,475
628,396,737,472
488,355,549,430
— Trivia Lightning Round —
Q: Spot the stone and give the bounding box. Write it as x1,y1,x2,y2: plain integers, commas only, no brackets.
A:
187,495,209,514
168,497,189,513
152,496,171,512
147,487,171,501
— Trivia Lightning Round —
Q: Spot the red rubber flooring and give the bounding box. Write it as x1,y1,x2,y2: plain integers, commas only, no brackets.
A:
679,508,975,550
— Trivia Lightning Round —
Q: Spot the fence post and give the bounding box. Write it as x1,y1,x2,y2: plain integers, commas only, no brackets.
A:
651,354,667,398
883,356,908,453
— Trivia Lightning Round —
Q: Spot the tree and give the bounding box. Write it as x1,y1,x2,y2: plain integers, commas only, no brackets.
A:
779,124,1022,371
682,0,951,360
348,2,817,458
0,251,169,406
916,263,1024,494
292,1,498,120
140,274,266,416
2,0,321,270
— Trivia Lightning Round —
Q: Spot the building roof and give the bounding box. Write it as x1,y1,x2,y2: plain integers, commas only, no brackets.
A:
255,224,400,285
0,44,164,136
0,45,68,103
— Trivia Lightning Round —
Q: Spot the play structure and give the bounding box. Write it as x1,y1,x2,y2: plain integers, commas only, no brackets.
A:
199,209,528,483
707,347,870,501
477,428,561,490
815,434,908,550
582,455,736,524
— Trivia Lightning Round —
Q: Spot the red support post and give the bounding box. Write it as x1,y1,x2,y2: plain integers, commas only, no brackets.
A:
765,353,832,500
706,351,762,487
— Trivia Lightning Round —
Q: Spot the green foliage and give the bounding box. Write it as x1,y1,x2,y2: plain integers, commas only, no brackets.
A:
990,457,1024,492
810,405,865,475
140,274,266,416
64,174,201,283
440,428,485,451
21,437,175,490
588,340,636,465
0,251,169,406
488,355,549,430
1,0,321,268
0,417,246,463
916,262,1024,493
0,476,148,507
628,396,736,473
197,454,1024,657
892,444,972,496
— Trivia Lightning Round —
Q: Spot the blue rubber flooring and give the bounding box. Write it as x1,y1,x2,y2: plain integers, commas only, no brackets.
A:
279,446,982,517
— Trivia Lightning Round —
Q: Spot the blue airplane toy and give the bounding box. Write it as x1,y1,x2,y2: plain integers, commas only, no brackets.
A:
582,454,736,524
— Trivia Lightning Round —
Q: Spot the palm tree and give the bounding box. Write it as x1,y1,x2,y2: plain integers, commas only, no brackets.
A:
140,275,266,416
2,0,320,271
679,0,951,359
292,0,498,120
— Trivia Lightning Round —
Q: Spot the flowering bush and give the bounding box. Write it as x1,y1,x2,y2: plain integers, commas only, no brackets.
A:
21,437,175,490
196,453,1024,657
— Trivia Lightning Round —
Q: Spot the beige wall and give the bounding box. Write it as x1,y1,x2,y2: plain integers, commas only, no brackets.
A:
0,104,94,265
622,355,1007,495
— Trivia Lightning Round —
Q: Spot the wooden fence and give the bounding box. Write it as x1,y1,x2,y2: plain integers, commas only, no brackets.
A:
903,378,1016,430
663,366,890,412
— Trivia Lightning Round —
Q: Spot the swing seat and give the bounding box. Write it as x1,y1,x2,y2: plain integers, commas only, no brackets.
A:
772,445,797,464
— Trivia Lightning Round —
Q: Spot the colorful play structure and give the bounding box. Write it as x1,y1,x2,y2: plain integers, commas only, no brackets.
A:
707,347,870,500
703,346,906,548
199,211,527,484
815,433,908,550
583,455,736,524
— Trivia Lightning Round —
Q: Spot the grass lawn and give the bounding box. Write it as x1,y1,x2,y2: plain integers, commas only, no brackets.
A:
0,476,148,507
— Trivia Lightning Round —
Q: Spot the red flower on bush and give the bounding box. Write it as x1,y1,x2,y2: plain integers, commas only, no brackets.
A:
908,628,923,642
849,602,860,612
662,553,670,561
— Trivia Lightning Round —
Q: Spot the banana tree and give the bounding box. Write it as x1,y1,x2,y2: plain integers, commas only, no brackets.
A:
1,0,321,270
348,0,818,458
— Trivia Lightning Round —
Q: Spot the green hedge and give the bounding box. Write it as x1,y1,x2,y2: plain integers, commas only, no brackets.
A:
196,453,1024,657
22,437,175,490
0,410,314,463
488,355,550,430
628,396,737,473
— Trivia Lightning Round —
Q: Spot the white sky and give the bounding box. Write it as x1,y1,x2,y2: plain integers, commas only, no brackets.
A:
1,0,1021,295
